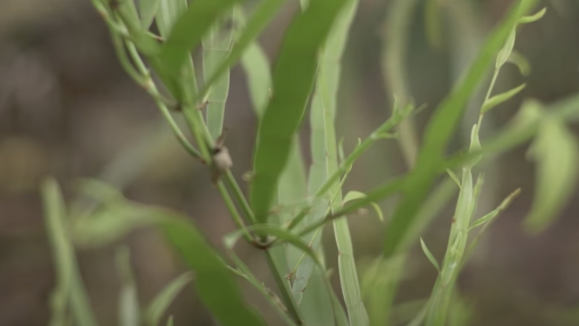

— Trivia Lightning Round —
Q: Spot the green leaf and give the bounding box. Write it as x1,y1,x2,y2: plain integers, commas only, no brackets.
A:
139,0,161,29
73,180,266,326
519,7,547,24
481,83,526,114
42,178,98,326
525,117,579,232
241,42,272,117
154,0,241,101
145,273,193,326
116,247,140,326
200,0,286,104
383,0,539,257
250,0,349,222
496,8,546,69
159,217,266,326
469,188,521,231
420,237,440,272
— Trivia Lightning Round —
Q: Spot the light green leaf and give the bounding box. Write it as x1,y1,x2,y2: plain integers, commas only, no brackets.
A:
469,188,521,231
420,237,440,272
42,179,97,326
519,7,547,24
241,43,272,117
525,117,579,232
250,0,349,222
116,247,140,326
145,272,193,326
482,83,526,114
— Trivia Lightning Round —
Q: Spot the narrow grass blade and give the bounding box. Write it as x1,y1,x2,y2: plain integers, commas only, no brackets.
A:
145,273,193,326
116,247,140,326
250,0,349,222
42,179,98,326
384,0,538,257
420,238,440,272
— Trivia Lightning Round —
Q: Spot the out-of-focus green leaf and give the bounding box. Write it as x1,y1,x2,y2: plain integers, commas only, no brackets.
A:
469,189,521,231
508,51,531,76
156,0,188,37
145,273,193,326
525,117,579,232
250,0,349,222
496,8,546,69
139,0,161,29
116,247,140,326
42,179,97,326
383,0,538,257
424,0,443,49
73,180,266,326
241,43,272,117
420,238,440,272
481,83,526,114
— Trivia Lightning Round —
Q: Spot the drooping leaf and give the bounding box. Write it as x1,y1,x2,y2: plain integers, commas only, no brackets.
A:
250,0,349,222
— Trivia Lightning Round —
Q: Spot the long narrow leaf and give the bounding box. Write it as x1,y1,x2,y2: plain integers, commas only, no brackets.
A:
250,0,349,222
42,179,97,326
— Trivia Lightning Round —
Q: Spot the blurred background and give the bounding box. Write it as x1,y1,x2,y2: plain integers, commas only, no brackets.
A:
0,0,578,325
